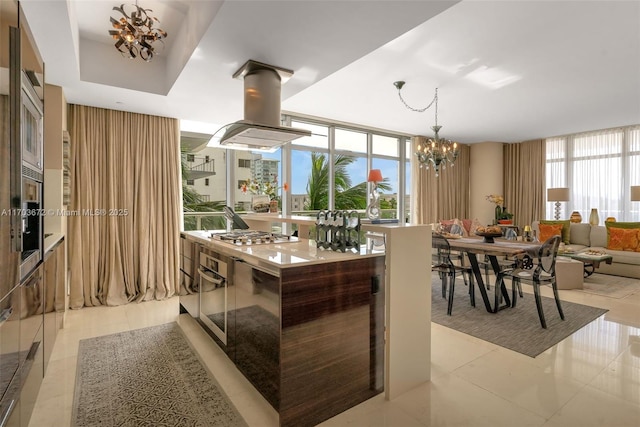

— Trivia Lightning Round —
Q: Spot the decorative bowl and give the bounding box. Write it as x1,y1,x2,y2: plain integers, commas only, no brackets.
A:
475,232,502,243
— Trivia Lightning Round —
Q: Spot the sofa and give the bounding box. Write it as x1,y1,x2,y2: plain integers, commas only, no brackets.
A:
532,221,640,279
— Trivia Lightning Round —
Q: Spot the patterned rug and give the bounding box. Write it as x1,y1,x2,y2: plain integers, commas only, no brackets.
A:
72,322,247,427
431,274,608,358
582,273,640,299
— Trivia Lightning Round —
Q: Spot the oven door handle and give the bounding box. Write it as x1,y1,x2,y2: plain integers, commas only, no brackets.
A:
9,27,22,253
198,268,224,287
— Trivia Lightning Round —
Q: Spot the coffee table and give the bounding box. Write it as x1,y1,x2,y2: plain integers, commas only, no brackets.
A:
561,252,613,277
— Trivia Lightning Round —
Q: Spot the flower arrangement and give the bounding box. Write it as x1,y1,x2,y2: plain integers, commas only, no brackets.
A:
486,194,513,221
241,175,288,201
485,194,504,207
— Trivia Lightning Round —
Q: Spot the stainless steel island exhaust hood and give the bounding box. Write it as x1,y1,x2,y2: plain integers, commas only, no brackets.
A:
212,60,311,152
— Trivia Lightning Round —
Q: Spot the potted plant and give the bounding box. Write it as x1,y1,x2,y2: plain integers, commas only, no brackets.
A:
498,207,514,224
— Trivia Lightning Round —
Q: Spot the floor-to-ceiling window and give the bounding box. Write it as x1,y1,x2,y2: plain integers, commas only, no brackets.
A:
181,116,410,230
546,125,640,221
286,115,409,221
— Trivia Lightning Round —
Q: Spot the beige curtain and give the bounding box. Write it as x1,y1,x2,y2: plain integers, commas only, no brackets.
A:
504,139,546,227
411,136,471,224
67,105,181,308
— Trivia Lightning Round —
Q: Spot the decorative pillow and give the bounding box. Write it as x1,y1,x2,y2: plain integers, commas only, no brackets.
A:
606,222,640,252
438,219,455,233
453,218,470,236
540,219,570,244
606,228,640,252
539,223,564,243
461,219,473,235
469,218,483,235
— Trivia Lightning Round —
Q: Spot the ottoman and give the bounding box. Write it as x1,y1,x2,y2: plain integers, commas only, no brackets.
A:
555,257,584,290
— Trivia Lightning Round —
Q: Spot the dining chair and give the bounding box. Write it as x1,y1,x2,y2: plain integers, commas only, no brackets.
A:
496,235,564,328
431,233,475,315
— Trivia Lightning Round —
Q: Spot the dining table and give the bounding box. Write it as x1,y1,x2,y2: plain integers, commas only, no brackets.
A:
445,236,542,313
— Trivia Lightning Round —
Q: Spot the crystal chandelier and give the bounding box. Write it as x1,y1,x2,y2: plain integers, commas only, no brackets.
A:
393,82,459,177
108,2,167,62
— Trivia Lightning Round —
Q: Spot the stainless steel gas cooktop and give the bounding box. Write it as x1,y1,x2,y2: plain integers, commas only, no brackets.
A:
210,230,297,245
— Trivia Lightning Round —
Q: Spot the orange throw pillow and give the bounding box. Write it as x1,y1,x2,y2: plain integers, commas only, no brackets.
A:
539,223,564,242
607,227,640,252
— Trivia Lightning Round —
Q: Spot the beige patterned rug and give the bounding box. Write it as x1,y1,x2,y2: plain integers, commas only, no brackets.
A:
582,273,640,299
72,322,247,427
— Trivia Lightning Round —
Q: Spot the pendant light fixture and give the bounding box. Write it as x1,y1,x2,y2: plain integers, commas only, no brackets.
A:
393,82,459,177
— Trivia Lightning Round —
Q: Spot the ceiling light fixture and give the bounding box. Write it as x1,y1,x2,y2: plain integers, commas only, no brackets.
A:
393,81,459,177
108,2,167,62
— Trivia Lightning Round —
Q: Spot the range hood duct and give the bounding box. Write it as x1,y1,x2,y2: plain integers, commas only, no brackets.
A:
217,60,311,151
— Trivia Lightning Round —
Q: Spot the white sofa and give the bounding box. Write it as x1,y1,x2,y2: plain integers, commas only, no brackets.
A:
532,221,640,279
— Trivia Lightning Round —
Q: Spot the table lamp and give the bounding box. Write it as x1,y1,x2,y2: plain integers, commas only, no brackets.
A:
366,169,383,220
547,187,570,220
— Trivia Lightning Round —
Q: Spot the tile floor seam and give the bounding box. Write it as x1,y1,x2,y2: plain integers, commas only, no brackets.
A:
584,383,640,408
583,367,640,408
447,371,550,422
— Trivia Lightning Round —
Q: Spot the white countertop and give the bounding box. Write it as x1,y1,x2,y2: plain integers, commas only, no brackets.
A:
182,230,383,271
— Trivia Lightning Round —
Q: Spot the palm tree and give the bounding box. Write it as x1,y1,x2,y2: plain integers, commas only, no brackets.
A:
305,152,391,210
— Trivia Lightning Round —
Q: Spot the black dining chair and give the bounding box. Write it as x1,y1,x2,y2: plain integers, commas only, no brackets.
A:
496,235,564,328
432,233,475,315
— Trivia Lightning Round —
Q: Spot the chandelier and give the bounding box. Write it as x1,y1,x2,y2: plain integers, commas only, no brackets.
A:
393,81,459,177
108,2,167,62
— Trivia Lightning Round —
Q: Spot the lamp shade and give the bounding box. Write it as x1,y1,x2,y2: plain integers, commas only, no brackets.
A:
367,169,383,182
547,187,570,202
632,186,640,202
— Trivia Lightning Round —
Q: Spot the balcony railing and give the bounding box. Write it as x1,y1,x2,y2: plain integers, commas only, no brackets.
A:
183,158,216,180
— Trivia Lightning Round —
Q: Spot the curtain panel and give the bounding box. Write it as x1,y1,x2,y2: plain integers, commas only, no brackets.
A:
67,105,181,308
411,136,471,224
503,139,546,227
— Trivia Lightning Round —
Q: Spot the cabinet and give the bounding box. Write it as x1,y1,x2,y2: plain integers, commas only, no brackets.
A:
179,235,199,318
43,239,63,373
18,265,44,427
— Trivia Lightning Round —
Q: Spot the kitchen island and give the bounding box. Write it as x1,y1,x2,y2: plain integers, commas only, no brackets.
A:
180,230,385,427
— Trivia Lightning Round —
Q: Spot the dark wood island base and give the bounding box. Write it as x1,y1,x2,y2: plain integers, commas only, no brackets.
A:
279,257,385,426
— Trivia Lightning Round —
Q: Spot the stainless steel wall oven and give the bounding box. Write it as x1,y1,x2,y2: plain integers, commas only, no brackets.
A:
198,250,234,347
18,71,43,281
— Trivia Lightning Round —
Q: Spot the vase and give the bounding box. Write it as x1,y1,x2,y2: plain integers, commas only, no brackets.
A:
570,211,582,223
589,208,599,226
494,205,502,223
269,199,278,213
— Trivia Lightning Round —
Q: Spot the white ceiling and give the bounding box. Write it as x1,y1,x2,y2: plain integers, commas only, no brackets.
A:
20,0,640,144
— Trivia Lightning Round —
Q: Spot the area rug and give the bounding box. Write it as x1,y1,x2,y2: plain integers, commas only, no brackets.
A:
582,273,640,299
431,274,608,358
72,322,247,427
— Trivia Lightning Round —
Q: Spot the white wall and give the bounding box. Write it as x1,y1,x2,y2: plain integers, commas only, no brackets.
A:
469,142,503,225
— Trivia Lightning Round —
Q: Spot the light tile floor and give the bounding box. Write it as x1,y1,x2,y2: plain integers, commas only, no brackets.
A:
29,280,640,427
